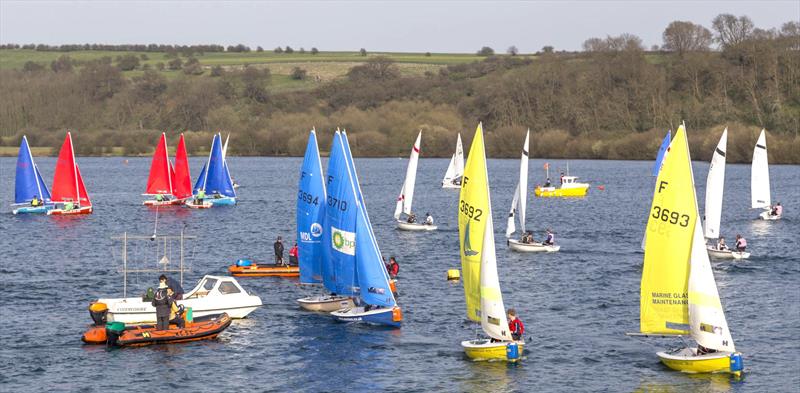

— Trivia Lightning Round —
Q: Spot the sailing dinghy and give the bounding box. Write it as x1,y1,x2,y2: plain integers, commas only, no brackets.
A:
187,134,236,208
328,130,403,327
460,123,524,361
12,136,52,214
506,130,559,252
442,133,464,188
751,130,780,220
395,131,437,231
629,124,743,376
47,132,92,215
143,133,182,206
704,130,749,260
297,129,356,312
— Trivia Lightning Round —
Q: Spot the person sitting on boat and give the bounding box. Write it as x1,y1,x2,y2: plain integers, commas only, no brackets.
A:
521,231,533,244
407,213,417,224
274,236,285,266
167,289,185,329
696,344,717,355
160,274,184,300
717,237,729,251
735,234,747,252
544,229,555,245
425,213,434,225
31,195,41,207
386,256,399,278
544,178,552,188
771,202,782,216
507,308,524,341
152,278,173,331
559,172,565,185
155,194,163,202
195,189,206,204
64,201,74,211
289,243,299,265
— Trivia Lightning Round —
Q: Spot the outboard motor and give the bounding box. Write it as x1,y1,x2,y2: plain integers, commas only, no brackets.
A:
89,302,108,326
105,321,125,347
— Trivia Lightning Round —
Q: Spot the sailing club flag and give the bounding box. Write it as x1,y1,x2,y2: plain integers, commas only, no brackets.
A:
543,162,549,170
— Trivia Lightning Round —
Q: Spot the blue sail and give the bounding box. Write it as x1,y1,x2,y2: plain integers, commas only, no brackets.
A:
199,134,236,197
193,163,207,194
15,136,51,204
355,206,396,307
298,130,326,284
652,130,671,176
322,131,358,295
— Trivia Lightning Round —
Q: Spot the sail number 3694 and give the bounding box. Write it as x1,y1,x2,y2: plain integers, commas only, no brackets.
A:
298,190,319,205
651,206,689,227
460,200,483,221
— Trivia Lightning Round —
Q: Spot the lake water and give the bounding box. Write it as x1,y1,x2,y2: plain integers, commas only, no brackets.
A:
0,156,798,392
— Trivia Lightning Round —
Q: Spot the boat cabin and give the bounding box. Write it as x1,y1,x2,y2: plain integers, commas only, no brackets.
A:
185,275,248,299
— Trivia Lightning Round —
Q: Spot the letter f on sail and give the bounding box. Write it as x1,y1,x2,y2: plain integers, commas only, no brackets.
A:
464,220,479,256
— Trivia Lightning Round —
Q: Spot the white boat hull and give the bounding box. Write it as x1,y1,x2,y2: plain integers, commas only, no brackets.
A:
396,220,437,231
297,295,355,312
759,211,781,220
442,181,461,189
331,306,401,327
706,246,750,260
508,239,560,252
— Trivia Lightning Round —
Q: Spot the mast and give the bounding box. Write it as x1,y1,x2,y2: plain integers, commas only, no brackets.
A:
69,132,79,203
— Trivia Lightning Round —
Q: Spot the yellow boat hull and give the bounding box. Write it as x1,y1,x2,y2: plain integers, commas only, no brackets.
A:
657,349,741,376
534,186,588,197
462,339,524,362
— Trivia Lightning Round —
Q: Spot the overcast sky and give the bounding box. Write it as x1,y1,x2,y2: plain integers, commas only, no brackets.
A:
1,1,797,52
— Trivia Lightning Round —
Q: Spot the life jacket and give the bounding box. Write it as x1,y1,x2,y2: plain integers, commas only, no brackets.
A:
388,262,399,276
776,206,783,215
152,288,170,307
737,238,747,248
509,318,525,336
289,246,298,257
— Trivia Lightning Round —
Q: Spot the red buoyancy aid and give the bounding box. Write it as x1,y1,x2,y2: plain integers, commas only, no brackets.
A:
289,246,298,257
509,318,524,336
388,262,399,276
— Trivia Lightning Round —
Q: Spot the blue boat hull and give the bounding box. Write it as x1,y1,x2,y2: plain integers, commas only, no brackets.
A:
331,307,401,328
210,197,236,206
13,205,50,215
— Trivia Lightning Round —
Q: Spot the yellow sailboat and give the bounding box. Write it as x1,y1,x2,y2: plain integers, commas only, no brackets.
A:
459,123,525,362
631,124,743,376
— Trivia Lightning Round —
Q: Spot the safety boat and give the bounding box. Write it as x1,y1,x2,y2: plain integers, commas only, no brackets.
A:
228,259,299,277
12,135,53,214
534,175,589,197
47,132,93,215
505,129,560,253
189,133,236,208
395,131,437,231
327,130,403,327
627,124,743,377
751,130,780,221
459,123,524,362
94,275,262,324
294,129,356,312
83,313,232,347
442,133,464,188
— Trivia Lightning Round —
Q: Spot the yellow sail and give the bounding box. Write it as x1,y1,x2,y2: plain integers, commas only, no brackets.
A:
459,123,490,322
640,124,695,334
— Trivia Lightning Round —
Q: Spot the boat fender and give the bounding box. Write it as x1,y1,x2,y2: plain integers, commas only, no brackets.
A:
236,259,253,267
89,302,108,326
392,306,403,322
729,352,743,374
447,269,460,281
506,343,520,360
105,321,125,347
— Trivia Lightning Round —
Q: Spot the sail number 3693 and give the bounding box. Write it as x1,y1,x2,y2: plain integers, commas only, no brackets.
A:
460,200,483,221
651,206,689,227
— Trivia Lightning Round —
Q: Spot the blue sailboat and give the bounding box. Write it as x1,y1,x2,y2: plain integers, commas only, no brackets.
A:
329,130,402,327
296,130,356,312
652,130,671,176
188,134,236,208
12,136,52,214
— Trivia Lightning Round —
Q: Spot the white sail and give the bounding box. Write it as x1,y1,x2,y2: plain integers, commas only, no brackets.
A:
751,129,770,209
505,130,530,238
479,180,513,341
703,129,727,239
222,133,230,160
394,131,421,219
442,133,465,187
688,218,736,352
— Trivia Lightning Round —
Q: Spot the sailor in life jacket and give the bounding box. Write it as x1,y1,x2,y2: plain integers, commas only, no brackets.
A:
425,212,434,225
735,234,747,252
507,308,525,341
544,229,555,245
771,202,782,216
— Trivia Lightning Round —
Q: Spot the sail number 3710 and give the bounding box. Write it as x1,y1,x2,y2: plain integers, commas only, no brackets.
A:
651,206,689,227
460,200,483,221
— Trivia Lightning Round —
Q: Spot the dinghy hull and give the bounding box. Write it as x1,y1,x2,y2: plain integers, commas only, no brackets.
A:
12,205,50,215
228,263,299,277
396,220,437,231
331,306,402,327
143,199,184,206
759,210,781,220
706,246,750,260
461,339,525,362
47,206,92,215
297,295,355,312
657,348,742,376
210,196,236,206
508,239,560,252
185,200,213,209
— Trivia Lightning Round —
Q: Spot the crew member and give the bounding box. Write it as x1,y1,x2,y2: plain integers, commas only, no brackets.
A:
152,278,173,331
507,308,525,341
771,202,782,216
386,256,399,278
31,195,40,207
167,288,185,329
274,236,285,265
407,213,417,224
544,178,552,187
425,213,434,225
735,234,747,252
160,274,184,300
544,229,555,245
289,243,299,265
717,237,728,251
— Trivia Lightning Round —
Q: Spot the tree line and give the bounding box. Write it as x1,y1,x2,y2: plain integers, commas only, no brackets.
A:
0,15,797,163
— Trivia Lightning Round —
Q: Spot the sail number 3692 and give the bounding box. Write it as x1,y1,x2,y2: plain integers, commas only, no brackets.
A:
460,200,483,221
651,206,689,227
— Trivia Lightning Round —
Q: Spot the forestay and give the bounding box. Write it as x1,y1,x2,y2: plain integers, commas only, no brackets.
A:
751,129,770,209
703,129,727,239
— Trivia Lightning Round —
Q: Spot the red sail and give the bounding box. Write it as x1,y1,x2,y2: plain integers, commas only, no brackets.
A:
51,132,79,203
75,164,92,206
145,133,174,195
173,134,193,199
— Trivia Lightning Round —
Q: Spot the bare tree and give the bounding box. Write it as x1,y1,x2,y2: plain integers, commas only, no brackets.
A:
507,46,518,56
663,21,712,56
712,14,754,48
